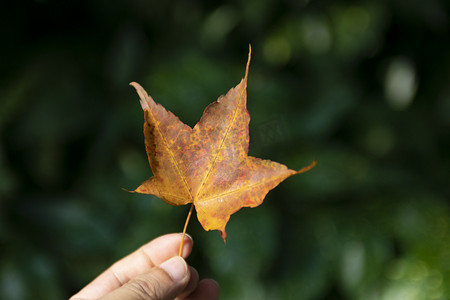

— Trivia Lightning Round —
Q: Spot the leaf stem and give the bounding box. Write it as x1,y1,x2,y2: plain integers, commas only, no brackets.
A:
178,203,194,257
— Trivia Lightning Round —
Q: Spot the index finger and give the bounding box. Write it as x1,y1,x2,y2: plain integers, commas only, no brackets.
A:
71,233,193,300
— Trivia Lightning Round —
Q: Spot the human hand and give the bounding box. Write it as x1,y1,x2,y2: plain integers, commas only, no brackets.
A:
70,233,219,300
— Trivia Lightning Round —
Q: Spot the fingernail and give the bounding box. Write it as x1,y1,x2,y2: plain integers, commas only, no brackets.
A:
159,256,188,282
184,233,193,244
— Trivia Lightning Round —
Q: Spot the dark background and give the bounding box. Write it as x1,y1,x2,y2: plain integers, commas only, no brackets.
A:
1,0,449,299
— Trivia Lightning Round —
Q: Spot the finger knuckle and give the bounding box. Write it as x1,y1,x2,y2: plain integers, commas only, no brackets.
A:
126,275,164,300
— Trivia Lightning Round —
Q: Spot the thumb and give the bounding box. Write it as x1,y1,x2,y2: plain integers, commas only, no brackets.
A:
100,256,190,300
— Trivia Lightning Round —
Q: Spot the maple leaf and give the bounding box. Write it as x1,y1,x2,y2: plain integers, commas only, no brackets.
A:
130,47,315,247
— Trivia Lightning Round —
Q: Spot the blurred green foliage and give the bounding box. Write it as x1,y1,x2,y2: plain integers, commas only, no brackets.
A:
1,0,450,299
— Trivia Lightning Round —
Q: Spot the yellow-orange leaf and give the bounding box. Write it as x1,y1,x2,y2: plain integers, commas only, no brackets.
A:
130,48,315,240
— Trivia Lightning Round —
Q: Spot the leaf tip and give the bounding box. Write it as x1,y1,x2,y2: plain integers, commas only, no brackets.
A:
121,187,135,193
129,81,144,92
130,81,152,110
296,159,317,174
220,230,227,242
245,44,251,80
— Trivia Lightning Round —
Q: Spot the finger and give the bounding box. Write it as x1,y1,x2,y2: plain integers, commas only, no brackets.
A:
71,233,193,299
186,279,220,300
100,256,190,300
175,267,199,300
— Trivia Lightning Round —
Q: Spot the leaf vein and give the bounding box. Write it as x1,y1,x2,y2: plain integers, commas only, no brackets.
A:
197,168,291,205
193,85,246,202
146,108,193,200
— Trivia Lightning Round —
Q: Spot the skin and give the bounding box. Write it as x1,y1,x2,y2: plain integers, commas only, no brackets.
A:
70,233,220,300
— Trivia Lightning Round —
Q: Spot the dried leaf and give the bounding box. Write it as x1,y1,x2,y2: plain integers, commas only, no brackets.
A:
130,48,315,240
